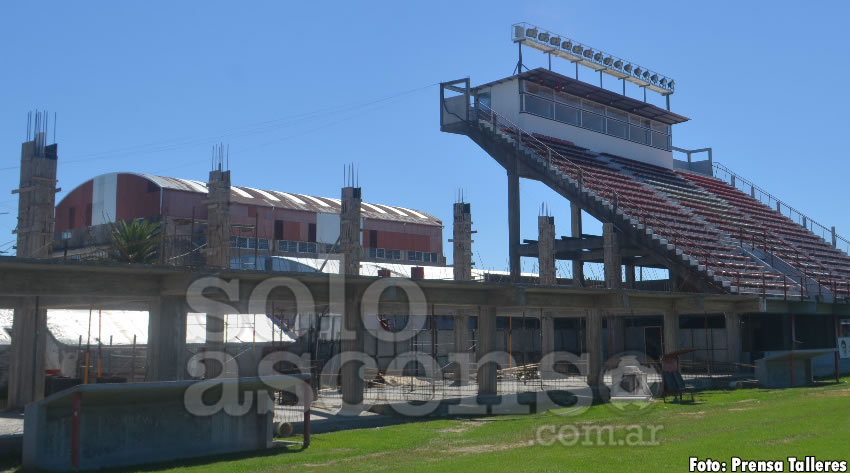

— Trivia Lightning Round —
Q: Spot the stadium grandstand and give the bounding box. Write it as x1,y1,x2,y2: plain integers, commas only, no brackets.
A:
440,22,850,302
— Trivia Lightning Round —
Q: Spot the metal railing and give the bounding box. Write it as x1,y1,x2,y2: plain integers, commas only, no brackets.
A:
470,102,728,292
711,162,850,256
731,223,850,301
520,92,671,150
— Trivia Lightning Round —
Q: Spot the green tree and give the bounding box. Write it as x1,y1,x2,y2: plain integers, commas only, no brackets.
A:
110,219,161,264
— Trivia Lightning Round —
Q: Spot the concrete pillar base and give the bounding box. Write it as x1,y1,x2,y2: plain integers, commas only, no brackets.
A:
453,314,470,384
204,313,226,378
341,293,364,409
725,313,742,369
477,307,497,395
570,202,584,287
145,296,188,382
8,298,47,408
663,311,679,356
586,309,603,389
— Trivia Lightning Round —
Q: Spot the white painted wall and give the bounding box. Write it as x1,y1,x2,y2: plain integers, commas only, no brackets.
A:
91,172,118,225
316,212,340,244
482,78,674,169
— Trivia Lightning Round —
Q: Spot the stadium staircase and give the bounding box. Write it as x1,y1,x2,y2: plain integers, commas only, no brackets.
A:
447,102,850,299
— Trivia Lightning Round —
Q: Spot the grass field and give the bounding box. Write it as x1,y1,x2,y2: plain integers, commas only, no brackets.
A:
63,379,850,472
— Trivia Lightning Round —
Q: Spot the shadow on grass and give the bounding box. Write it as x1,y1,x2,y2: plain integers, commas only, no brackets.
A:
87,443,309,473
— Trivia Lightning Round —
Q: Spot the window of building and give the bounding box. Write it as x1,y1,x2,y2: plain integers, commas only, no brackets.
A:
554,91,580,106
369,230,378,248
274,220,284,241
308,223,317,243
278,240,298,253
554,103,579,126
85,204,92,226
581,110,604,133
518,87,672,151
607,117,627,138
258,239,270,250
522,94,553,119
298,241,317,254
523,80,553,99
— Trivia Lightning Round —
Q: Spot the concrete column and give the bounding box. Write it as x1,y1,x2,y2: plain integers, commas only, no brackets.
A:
609,316,625,357
507,169,521,283
537,215,556,286
541,312,555,379
452,312,470,384
663,310,679,356
340,187,362,276
14,130,58,259
145,296,188,382
204,313,226,378
585,309,603,388
625,265,636,289
7,297,47,408
477,306,498,395
340,185,364,408
340,288,364,408
205,166,231,268
603,223,621,289
451,202,473,281
725,313,742,368
570,202,584,287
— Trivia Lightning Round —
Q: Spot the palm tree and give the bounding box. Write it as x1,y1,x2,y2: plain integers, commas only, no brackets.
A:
110,219,161,264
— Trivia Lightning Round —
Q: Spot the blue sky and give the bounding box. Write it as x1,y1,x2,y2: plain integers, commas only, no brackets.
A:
1,1,848,276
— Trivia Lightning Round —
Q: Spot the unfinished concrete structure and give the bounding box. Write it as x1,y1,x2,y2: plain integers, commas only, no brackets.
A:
435,23,850,394
339,184,365,408
3,29,850,470
451,201,473,281
537,214,555,285
8,112,59,409
204,156,231,269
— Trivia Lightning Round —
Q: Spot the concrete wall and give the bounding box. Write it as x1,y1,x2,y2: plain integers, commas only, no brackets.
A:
23,376,300,472
812,353,850,377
